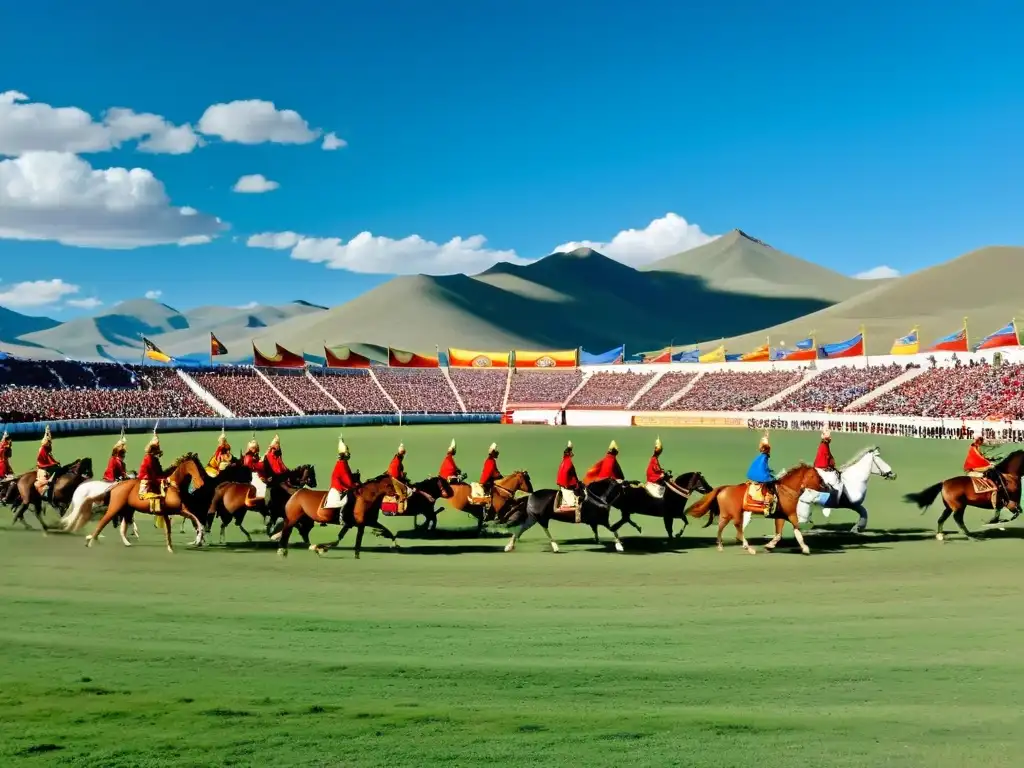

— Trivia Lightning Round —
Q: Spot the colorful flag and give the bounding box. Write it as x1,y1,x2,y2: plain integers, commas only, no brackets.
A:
975,320,1019,351
818,332,864,359
210,333,228,356
773,337,817,361
699,345,726,363
928,325,968,353
674,349,700,363
890,328,919,355
142,337,171,363
643,350,672,364
740,343,771,362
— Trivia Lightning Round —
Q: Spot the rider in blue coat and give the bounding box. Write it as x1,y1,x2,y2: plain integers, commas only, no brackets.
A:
746,432,777,515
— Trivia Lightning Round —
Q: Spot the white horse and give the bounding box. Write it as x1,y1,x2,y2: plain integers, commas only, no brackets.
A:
797,446,896,533
62,478,140,546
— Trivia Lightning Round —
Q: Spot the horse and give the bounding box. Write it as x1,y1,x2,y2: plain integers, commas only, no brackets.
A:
609,471,715,540
797,447,897,533
385,475,455,525
71,454,208,553
65,474,142,547
206,464,317,543
686,464,825,555
274,474,407,559
424,471,534,533
9,457,93,532
502,478,630,553
902,449,1024,541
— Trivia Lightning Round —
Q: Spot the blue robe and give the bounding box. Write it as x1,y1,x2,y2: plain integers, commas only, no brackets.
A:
746,452,775,484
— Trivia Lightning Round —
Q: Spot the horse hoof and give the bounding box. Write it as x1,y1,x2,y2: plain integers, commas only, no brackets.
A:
746,548,757,555
270,532,282,542
122,541,132,548
166,547,174,554
801,547,810,555
549,543,560,553
277,548,288,557
614,541,624,553
308,544,318,552
716,544,724,552
936,533,945,541
504,543,515,552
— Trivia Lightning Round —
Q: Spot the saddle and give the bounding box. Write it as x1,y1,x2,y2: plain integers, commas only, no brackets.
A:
470,482,490,505
969,475,998,495
645,482,666,499
381,494,407,516
139,481,166,513
555,488,579,512
742,482,775,515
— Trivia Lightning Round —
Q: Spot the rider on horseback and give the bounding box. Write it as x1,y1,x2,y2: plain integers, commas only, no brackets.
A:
324,434,357,516
556,440,583,522
35,425,59,504
207,429,233,476
387,442,408,482
964,432,1000,508
480,443,502,495
243,435,270,507
814,428,842,500
746,432,777,516
0,430,13,481
439,439,464,484
138,430,170,513
103,430,129,482
592,440,625,482
265,434,288,477
645,437,671,498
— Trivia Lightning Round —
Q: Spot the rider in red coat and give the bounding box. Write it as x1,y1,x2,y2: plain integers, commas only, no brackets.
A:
556,442,580,489
439,439,462,483
480,443,502,493
264,434,288,476
138,431,170,511
646,437,668,485
242,436,269,507
387,443,408,482
103,432,128,482
592,441,624,482
0,430,12,478
964,434,994,474
325,434,358,513
35,425,59,501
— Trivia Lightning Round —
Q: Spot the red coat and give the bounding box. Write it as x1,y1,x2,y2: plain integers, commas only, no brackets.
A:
813,441,836,470
330,459,357,492
480,457,501,485
243,451,268,478
556,456,580,488
440,454,460,480
211,446,232,465
964,445,991,471
0,442,11,476
103,456,127,482
265,448,287,475
37,445,58,470
139,453,167,483
387,455,406,480
594,453,624,482
646,455,666,484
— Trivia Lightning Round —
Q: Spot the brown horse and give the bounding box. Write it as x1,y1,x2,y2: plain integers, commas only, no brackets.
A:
206,463,317,543
76,454,208,553
686,464,825,555
903,449,1024,540
9,457,93,532
275,474,408,559
423,471,534,532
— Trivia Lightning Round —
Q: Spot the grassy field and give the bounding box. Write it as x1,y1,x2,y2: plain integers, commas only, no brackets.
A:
2,425,1023,767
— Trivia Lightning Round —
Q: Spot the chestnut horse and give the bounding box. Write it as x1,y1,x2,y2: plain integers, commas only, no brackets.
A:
9,457,93,532
686,464,825,555
77,454,208,553
903,449,1024,540
206,463,317,543
275,474,407,559
424,471,534,532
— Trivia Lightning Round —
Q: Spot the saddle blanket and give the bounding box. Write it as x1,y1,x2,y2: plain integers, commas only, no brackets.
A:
556,488,579,512
645,482,666,499
469,482,491,505
381,494,407,516
742,482,771,513
971,476,998,494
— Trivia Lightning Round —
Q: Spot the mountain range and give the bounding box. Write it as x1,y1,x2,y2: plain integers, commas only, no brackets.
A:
0,230,1016,361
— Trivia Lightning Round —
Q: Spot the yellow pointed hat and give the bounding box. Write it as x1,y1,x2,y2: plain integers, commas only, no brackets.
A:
338,433,349,455
654,436,662,452
42,424,52,444
608,439,618,452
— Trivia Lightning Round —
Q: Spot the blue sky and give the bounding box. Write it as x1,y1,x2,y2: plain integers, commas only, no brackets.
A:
0,0,1021,318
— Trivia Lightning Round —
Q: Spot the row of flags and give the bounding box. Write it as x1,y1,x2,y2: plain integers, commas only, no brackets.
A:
889,319,1019,355
143,333,227,364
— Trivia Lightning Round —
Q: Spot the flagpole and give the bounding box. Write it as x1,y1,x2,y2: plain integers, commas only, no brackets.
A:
861,324,868,366
669,338,674,364
209,332,214,368
964,316,970,352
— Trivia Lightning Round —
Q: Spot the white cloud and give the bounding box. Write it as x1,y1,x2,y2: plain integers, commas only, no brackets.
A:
232,173,280,193
0,91,201,156
237,300,260,309
66,296,103,309
854,265,900,280
554,213,716,268
197,100,321,145
322,132,347,150
0,151,226,248
0,278,80,308
247,230,525,275
144,289,162,300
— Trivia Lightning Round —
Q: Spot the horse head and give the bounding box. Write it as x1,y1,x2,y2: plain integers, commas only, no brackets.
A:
419,475,453,500
290,464,317,488
501,470,533,495
996,449,1024,477
585,478,626,508
357,473,402,502
674,470,713,495
868,448,897,480
168,453,205,490
65,457,93,478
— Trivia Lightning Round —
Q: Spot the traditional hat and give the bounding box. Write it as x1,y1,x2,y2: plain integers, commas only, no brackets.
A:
246,433,259,452
1,429,9,442
42,424,52,445
448,438,456,453
270,433,280,448
654,436,663,452
338,433,349,455
488,442,498,454
821,427,831,440
146,428,160,452
218,428,228,445
608,440,619,452
114,427,127,451
397,442,406,454
566,440,573,449
759,431,771,449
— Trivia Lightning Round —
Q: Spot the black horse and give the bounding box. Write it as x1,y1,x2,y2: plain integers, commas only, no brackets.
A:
610,471,714,540
10,457,93,531
501,478,629,553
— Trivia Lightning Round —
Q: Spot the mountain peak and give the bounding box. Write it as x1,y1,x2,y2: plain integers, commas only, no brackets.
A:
728,229,775,249
567,246,599,258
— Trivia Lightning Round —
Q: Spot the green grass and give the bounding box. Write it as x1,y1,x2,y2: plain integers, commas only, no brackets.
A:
2,425,1023,767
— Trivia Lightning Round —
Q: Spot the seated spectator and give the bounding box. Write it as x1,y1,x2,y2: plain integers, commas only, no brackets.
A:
772,364,906,412
190,367,295,417
671,370,805,411
311,369,395,413
854,363,1024,419
506,370,583,406
374,368,462,413
567,371,654,408
450,369,508,412
632,372,699,411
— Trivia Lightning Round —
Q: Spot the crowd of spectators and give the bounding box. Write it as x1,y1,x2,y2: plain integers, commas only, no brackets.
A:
263,370,341,415
505,370,583,406
772,364,909,412
672,371,806,411
854,362,1024,419
309,370,395,413
567,371,655,408
374,368,462,413
189,367,293,417
632,372,700,411
449,369,508,412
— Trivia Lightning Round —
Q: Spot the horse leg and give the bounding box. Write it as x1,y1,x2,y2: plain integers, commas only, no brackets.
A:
788,515,810,555
370,522,399,549
590,523,601,544
178,509,205,547
85,503,125,547
505,515,537,552
936,504,954,541
735,513,755,555
851,503,868,534
716,513,728,552
13,501,31,528
314,522,351,555
663,515,674,540
118,517,132,547
235,512,253,543
600,523,625,552
539,520,560,553
353,526,365,559
953,508,978,540
160,515,174,553
765,516,785,550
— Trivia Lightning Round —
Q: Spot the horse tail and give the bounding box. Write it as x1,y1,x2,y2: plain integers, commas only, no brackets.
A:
61,482,110,532
903,482,943,512
686,487,721,520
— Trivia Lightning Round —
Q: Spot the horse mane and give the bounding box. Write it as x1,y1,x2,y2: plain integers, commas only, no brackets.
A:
167,452,200,471
777,462,812,480
996,449,1024,470
840,446,879,470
